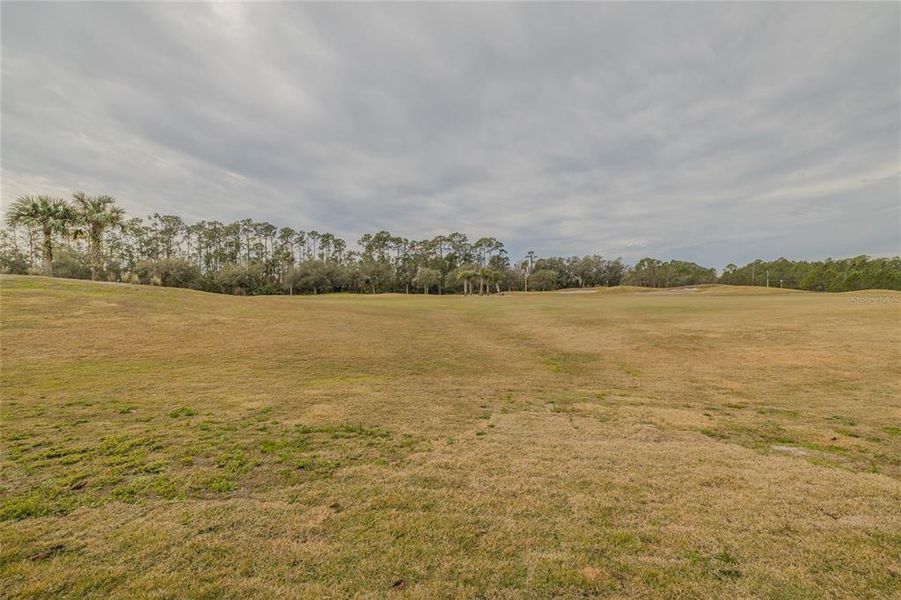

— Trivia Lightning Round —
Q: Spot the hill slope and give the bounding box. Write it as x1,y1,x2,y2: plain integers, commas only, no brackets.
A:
1,276,899,597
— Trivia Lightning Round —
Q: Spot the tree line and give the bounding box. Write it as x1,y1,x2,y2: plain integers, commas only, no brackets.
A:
2,193,898,294
719,256,901,292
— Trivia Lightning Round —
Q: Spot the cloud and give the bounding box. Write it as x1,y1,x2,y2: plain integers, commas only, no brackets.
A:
2,2,898,266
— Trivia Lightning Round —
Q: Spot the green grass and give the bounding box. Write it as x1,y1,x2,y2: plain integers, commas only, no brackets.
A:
1,276,900,598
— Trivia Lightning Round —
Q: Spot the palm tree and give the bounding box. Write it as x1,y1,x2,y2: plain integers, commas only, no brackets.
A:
73,192,125,280
5,195,79,276
456,268,478,296
485,268,503,294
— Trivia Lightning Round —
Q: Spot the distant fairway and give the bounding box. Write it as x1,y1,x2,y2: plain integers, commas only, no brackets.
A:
1,276,899,598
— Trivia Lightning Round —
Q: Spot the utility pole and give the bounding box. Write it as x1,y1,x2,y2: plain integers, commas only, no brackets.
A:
766,270,770,288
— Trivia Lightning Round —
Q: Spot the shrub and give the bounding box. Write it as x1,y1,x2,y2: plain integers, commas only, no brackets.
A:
135,258,204,289
51,248,91,280
214,262,269,295
529,269,558,291
0,247,30,275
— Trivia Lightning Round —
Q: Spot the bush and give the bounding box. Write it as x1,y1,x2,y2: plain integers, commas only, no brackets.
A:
120,272,141,285
135,258,204,289
285,260,336,294
529,269,558,291
0,247,30,275
214,262,270,295
52,248,91,280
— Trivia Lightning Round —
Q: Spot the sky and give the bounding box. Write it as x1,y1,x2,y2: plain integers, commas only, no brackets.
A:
1,2,899,267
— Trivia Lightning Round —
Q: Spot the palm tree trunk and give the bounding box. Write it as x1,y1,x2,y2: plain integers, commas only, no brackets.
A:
90,228,102,281
41,228,53,276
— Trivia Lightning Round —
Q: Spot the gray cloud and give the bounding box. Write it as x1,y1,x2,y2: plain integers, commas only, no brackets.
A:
2,2,898,267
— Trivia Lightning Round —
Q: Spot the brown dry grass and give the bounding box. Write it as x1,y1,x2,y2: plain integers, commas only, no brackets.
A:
1,275,899,598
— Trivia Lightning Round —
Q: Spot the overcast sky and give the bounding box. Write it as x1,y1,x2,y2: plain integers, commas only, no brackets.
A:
2,2,899,266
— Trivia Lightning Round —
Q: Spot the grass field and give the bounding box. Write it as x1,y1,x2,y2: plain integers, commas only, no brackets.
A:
1,275,899,598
